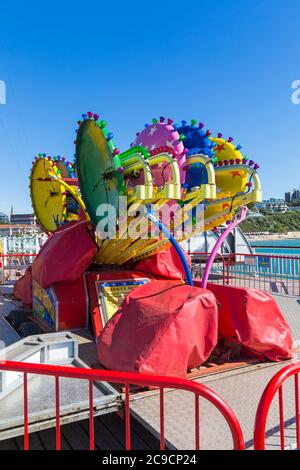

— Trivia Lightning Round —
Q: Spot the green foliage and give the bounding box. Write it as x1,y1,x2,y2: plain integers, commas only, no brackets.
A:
240,211,300,233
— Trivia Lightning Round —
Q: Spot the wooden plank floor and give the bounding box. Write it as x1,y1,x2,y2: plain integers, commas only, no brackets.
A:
0,413,160,450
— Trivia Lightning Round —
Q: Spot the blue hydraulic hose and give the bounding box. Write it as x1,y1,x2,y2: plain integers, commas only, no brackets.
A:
146,212,193,286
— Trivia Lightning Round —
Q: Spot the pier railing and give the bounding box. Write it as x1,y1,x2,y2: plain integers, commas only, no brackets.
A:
254,362,300,450
189,252,300,296
0,360,245,450
0,254,36,285
2,251,300,296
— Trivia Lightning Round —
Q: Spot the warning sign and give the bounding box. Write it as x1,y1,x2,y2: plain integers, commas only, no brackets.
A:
257,256,270,269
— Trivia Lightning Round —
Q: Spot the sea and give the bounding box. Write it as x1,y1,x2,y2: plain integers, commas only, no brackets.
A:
240,239,300,279
250,239,300,256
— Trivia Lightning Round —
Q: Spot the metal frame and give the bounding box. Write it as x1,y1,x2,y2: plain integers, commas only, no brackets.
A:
201,207,247,288
0,333,120,442
0,360,245,451
189,252,300,296
254,362,300,450
82,273,90,330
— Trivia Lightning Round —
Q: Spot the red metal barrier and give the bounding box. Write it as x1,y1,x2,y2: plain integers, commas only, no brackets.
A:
188,251,226,283
189,252,300,296
254,362,300,450
0,360,245,450
0,254,36,285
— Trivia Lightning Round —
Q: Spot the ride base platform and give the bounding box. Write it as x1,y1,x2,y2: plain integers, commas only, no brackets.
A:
0,287,299,450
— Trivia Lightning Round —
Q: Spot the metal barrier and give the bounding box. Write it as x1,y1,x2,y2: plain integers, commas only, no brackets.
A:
189,252,226,283
0,360,245,450
0,254,36,285
3,250,300,295
254,362,300,450
189,252,300,296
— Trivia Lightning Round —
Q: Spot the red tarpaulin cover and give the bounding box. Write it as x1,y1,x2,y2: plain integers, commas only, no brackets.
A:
97,280,218,377
207,283,293,361
32,221,97,289
13,266,32,309
134,246,191,280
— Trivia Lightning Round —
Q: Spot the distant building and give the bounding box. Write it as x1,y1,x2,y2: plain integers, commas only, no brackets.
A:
292,189,300,200
284,192,292,203
0,223,41,237
0,212,9,223
284,189,300,203
10,213,35,225
257,198,288,213
9,206,35,225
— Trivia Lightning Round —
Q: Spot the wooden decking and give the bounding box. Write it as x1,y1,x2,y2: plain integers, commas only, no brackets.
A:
1,287,299,450
0,414,160,450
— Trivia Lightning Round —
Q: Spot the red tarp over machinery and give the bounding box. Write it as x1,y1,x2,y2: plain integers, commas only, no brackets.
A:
13,266,32,309
97,280,218,377
32,221,97,288
207,283,293,361
13,219,294,374
134,246,192,280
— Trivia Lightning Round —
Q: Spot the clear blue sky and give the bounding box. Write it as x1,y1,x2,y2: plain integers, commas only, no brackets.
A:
0,0,299,213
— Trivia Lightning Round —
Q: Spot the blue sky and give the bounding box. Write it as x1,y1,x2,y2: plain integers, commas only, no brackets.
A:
0,0,299,213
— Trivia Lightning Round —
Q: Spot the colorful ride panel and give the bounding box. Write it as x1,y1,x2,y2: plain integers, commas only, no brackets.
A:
30,154,87,232
30,112,262,264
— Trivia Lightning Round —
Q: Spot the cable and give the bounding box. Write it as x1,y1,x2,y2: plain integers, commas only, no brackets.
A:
147,211,193,286
229,171,255,214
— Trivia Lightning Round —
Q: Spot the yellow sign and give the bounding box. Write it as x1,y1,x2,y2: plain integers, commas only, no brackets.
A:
32,280,56,327
96,279,149,327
